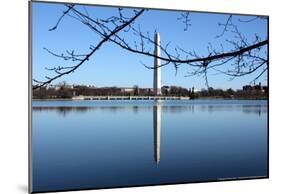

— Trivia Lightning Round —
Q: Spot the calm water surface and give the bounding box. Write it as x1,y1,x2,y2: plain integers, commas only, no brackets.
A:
32,100,268,192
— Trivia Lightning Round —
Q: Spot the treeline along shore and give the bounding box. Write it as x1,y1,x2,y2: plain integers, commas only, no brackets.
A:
32,82,268,100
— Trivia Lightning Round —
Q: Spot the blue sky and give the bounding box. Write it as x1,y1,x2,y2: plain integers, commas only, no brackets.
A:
32,2,268,90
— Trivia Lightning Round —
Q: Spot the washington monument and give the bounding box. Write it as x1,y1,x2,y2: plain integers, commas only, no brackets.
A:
153,32,161,95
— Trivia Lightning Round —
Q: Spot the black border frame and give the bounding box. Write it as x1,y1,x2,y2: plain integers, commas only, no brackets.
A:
28,0,269,193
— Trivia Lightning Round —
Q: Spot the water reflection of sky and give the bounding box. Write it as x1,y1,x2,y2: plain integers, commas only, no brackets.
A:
32,100,268,192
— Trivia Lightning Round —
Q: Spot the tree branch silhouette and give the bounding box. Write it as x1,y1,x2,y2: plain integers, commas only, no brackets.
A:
33,7,144,90
33,4,268,89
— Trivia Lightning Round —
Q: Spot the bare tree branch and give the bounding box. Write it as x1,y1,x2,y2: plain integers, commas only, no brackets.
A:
33,9,145,89
48,4,75,31
33,5,268,89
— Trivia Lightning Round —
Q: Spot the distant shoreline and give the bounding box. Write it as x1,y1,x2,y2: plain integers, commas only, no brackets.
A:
32,97,268,101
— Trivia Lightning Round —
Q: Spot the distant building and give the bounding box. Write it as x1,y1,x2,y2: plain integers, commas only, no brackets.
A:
67,85,74,89
45,84,51,90
45,84,60,91
120,87,134,93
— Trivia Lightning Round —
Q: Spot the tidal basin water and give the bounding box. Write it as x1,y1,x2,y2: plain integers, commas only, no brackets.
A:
32,100,268,192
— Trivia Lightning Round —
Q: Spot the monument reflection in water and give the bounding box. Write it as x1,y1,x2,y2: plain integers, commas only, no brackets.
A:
153,101,161,164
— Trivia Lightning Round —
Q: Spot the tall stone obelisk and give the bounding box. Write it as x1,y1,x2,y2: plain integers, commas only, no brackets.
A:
153,32,161,95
